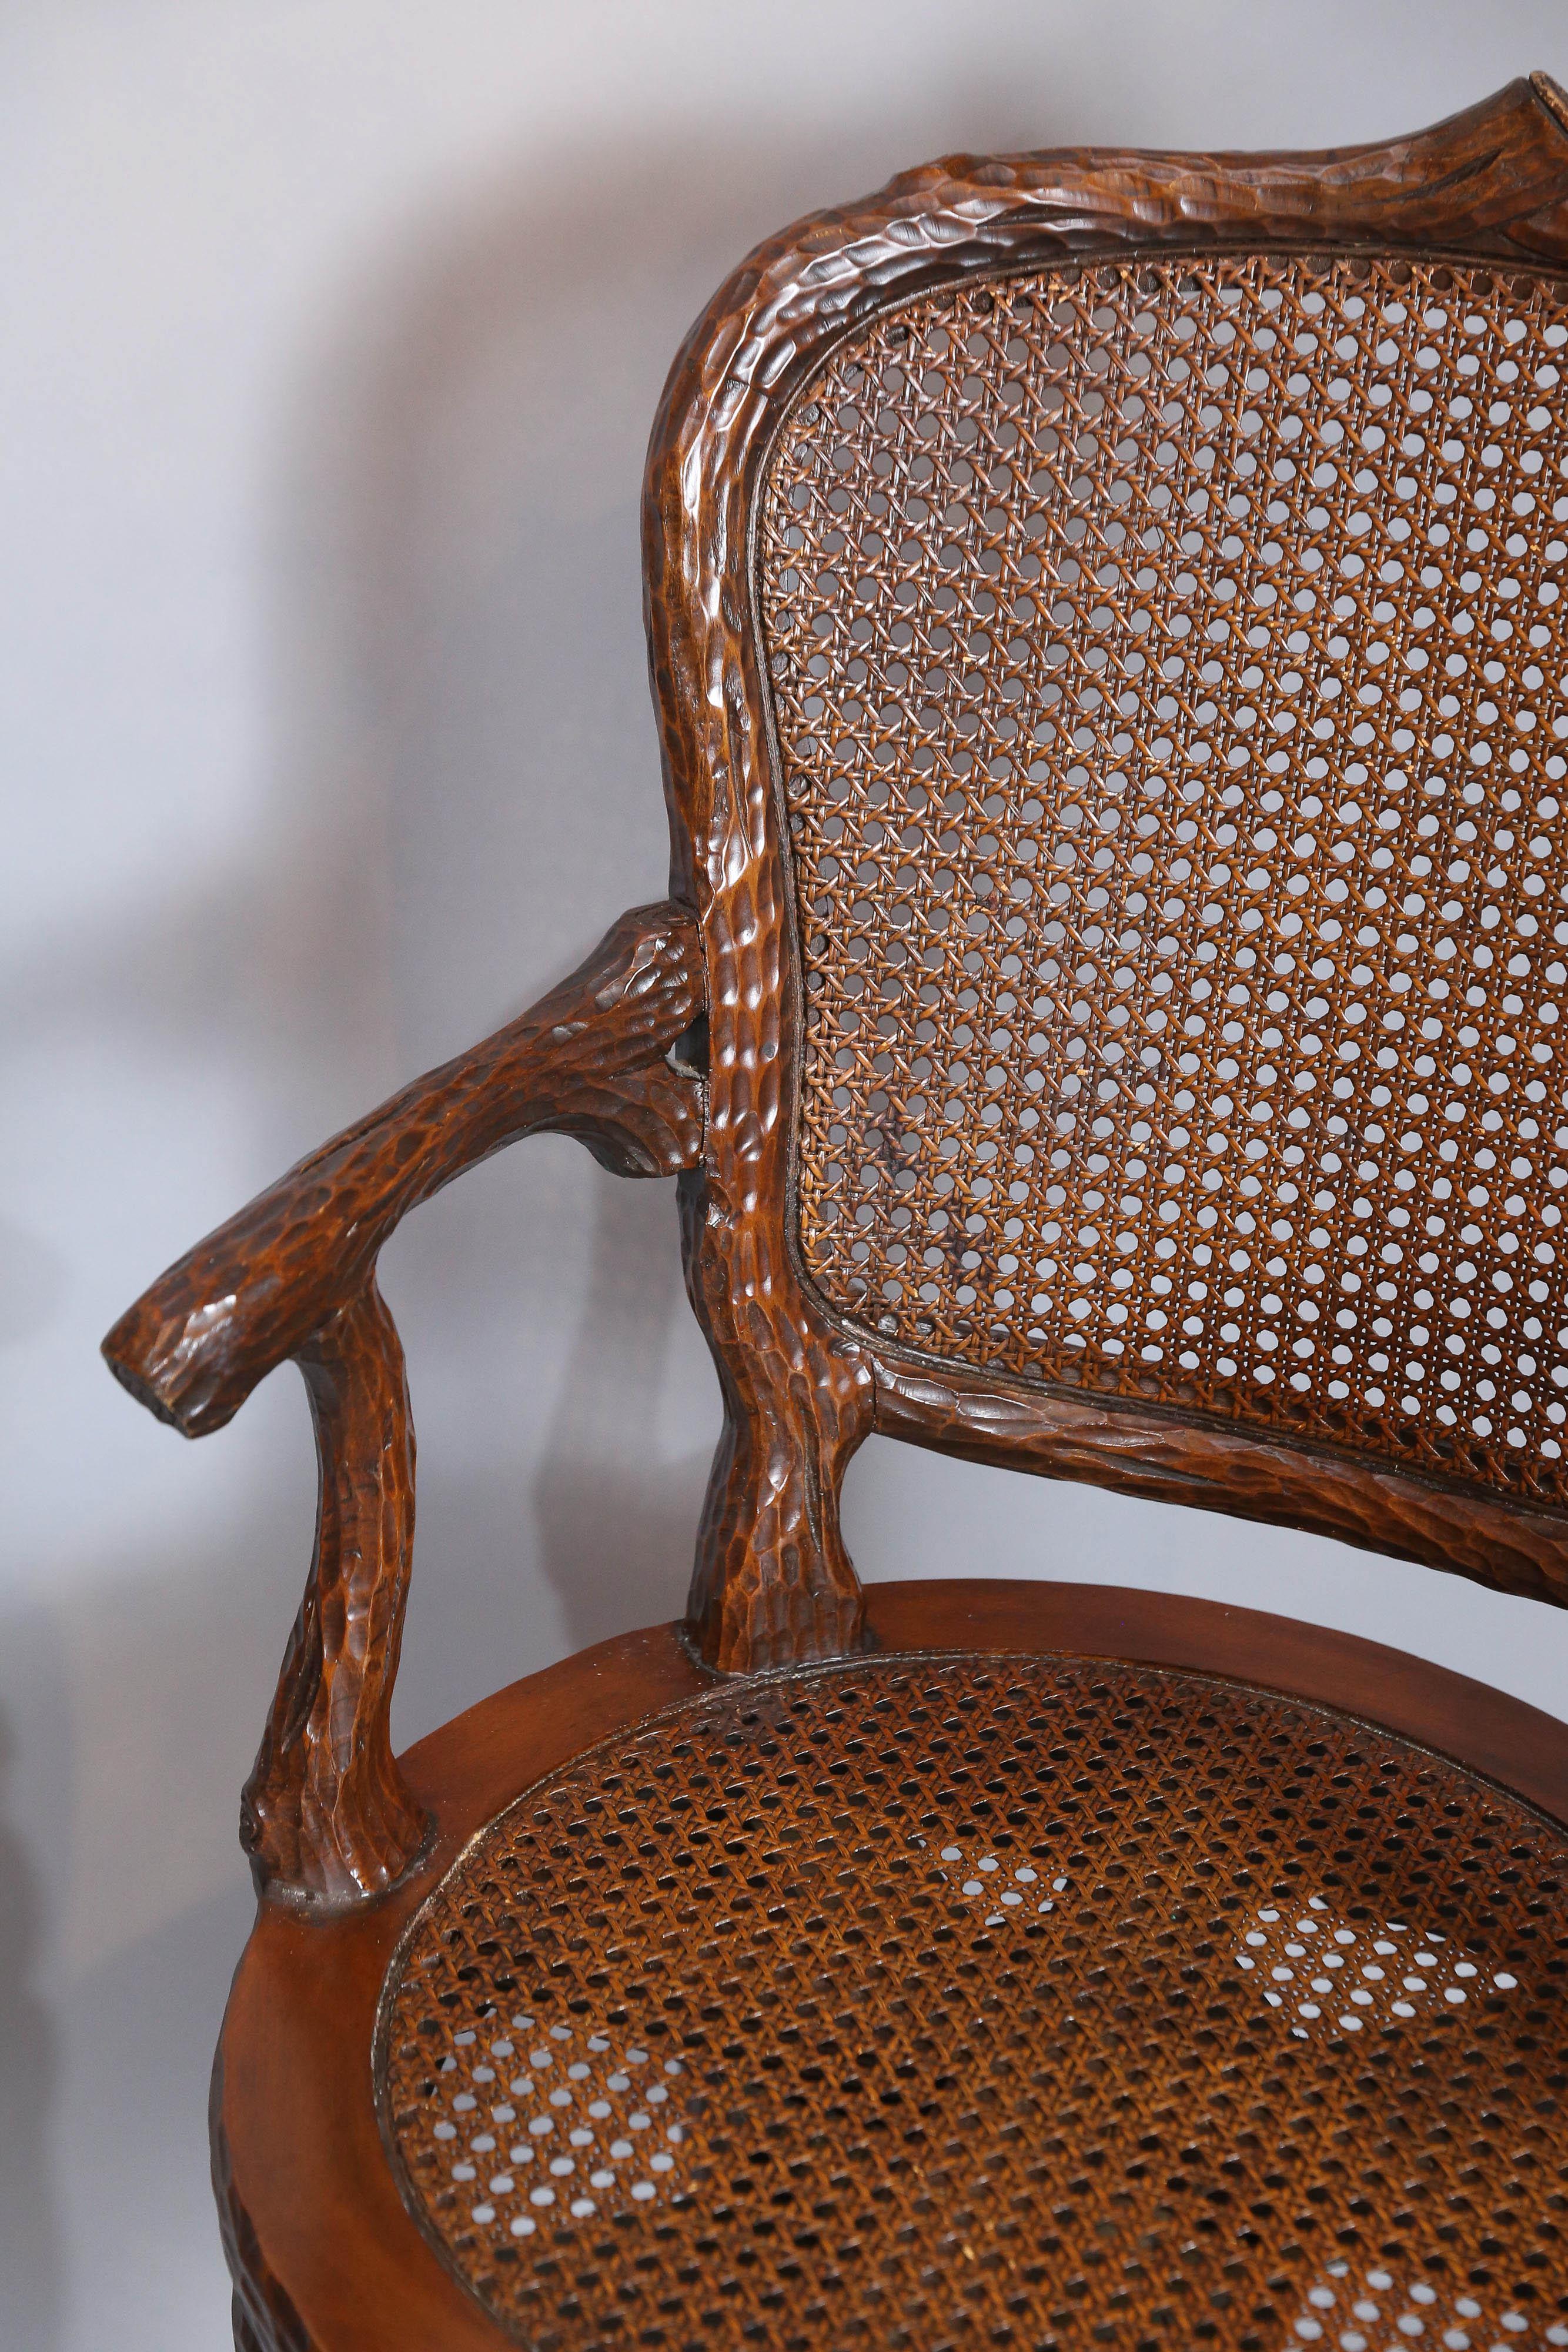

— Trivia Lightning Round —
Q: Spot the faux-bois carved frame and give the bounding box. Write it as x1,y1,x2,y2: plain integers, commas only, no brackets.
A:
102,76,1568,1920
649,69,1568,1678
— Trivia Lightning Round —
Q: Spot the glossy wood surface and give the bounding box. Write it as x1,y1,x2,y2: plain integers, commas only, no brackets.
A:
238,1281,426,1904
105,81,1568,1867
103,903,701,1441
105,904,702,1903
646,74,1568,1672
91,78,1568,2341
215,1576,1568,2352
874,1356,1568,1608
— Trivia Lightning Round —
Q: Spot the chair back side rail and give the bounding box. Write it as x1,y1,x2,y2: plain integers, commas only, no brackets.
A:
648,72,1568,1672
102,79,1568,1910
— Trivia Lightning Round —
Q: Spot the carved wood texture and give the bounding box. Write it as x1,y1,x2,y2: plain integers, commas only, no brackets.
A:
213,1582,1568,2352
238,1281,423,1903
105,81,1568,1901
111,75,1568,2352
103,905,702,1440
645,75,1568,1665
103,904,702,1903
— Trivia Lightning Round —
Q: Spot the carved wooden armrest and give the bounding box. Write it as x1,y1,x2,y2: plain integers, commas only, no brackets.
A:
102,903,703,1907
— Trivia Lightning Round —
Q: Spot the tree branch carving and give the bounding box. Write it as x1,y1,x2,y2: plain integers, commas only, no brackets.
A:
103,901,703,1904
103,904,703,1438
644,75,1568,1666
240,1279,424,1903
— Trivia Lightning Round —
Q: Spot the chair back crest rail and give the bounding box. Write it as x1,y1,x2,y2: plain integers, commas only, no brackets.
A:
105,76,1568,1909
648,71,1568,1672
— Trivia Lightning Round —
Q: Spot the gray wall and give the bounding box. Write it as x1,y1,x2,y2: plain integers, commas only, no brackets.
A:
6,5,1568,2342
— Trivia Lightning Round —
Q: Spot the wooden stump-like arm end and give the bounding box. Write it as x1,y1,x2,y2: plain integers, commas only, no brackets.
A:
103,903,704,1906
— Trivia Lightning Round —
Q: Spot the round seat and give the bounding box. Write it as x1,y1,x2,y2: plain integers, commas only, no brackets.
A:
216,1584,1568,2351
384,1654,1565,2350
101,81,1568,2352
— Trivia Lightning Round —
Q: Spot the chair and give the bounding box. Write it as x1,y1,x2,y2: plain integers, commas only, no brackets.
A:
105,76,1568,2351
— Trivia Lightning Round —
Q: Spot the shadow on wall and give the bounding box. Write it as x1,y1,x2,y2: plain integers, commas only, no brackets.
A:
533,1174,712,1658
268,135,824,1720
0,1702,59,2350
17,62,1093,2170
0,1473,323,2351
293,102,1064,1722
2,91,1108,2348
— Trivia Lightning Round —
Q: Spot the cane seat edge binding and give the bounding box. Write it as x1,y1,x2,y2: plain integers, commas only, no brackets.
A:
101,74,1568,2352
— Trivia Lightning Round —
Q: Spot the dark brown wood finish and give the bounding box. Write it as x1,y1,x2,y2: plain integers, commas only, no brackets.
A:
103,903,702,1442
212,1579,1568,2352
874,1358,1568,1607
98,81,1568,2348
239,1277,426,1903
105,903,703,1901
646,74,1568,1671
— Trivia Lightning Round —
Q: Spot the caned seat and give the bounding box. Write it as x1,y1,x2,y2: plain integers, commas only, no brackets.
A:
106,77,1568,2351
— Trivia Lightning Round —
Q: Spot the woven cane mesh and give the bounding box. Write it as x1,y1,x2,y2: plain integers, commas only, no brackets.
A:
380,1656,1568,2348
760,255,1568,1505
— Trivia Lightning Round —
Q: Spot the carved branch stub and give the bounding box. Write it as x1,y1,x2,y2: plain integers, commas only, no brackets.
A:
240,1279,425,1904
103,902,704,1903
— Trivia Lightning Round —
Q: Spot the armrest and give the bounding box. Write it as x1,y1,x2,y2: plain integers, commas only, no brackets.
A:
101,901,703,1908
103,901,703,1436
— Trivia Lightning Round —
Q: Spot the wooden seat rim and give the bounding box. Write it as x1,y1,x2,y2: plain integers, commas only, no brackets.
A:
215,1575,1568,2352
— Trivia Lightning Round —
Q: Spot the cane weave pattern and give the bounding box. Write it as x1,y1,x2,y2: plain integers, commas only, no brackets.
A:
760,255,1568,1505
380,1655,1568,2350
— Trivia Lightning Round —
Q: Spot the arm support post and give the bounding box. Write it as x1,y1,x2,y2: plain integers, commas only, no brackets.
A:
240,1278,423,1901
103,903,703,1906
